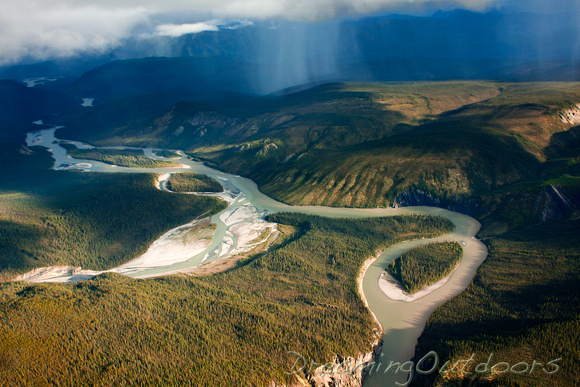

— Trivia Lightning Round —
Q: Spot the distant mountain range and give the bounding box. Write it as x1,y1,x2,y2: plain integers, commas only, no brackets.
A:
1,10,579,86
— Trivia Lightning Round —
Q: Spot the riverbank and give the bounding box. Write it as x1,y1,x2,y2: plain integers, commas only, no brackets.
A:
357,251,384,333
115,218,216,270
14,266,101,283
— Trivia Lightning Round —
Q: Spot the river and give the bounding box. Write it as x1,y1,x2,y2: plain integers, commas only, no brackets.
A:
25,128,488,386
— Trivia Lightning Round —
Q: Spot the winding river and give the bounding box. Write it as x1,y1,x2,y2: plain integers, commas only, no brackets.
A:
25,128,488,386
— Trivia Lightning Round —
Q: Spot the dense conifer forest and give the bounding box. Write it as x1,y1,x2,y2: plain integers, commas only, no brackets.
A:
386,242,462,293
167,172,224,193
0,209,453,385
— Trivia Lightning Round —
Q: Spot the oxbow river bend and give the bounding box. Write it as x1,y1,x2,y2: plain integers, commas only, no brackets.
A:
25,128,488,386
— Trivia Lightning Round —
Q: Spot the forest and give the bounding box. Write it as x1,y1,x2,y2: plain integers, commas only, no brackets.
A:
386,242,462,294
412,215,580,386
154,149,181,159
0,210,454,385
60,143,179,168
167,172,224,193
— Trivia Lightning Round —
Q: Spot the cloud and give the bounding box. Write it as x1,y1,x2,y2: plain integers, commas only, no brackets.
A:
156,22,219,37
222,20,255,30
171,0,496,21
0,2,148,65
0,0,507,65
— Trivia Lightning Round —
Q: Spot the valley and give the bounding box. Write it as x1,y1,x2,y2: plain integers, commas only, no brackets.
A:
0,79,578,386
1,133,465,386
1,3,580,386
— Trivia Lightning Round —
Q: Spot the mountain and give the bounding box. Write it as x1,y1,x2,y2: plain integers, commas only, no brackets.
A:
51,80,580,236
64,57,262,103
0,80,78,142
1,10,579,93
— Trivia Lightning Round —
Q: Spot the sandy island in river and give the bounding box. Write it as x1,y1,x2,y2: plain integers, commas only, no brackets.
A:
378,263,461,302
178,225,286,277
117,218,216,270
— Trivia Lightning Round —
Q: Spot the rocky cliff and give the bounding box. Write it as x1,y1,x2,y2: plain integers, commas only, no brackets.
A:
534,184,576,223
558,103,580,125
270,339,382,387
306,340,382,387
394,188,480,216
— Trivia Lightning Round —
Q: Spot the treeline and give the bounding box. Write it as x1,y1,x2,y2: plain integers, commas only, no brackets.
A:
0,208,454,386
61,143,178,168
167,172,224,193
154,149,181,159
412,216,580,386
386,242,462,293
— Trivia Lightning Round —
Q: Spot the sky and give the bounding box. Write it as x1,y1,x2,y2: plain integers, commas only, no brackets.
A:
0,0,577,66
